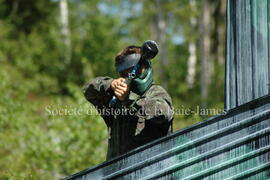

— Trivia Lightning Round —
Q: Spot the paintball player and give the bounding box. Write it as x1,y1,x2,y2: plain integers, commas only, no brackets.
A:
83,41,173,160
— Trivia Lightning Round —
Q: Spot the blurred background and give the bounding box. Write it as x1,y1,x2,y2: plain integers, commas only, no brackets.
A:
0,0,226,179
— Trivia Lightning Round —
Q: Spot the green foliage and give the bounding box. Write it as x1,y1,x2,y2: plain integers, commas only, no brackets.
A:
0,63,107,179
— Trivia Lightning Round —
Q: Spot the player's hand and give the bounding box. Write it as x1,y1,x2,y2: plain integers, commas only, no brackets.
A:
111,78,130,101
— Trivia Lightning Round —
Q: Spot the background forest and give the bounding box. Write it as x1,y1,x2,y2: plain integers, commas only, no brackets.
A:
0,0,226,179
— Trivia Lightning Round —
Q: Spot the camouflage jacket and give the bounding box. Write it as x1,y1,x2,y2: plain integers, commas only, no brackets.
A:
84,76,173,160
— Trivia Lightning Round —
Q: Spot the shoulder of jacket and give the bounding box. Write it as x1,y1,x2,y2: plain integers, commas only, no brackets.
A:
147,84,170,97
145,84,173,107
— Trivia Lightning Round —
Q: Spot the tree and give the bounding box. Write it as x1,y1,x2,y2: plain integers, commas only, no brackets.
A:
59,0,71,64
186,0,197,88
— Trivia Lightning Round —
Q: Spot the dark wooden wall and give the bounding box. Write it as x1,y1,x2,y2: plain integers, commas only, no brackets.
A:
64,95,270,180
225,0,270,110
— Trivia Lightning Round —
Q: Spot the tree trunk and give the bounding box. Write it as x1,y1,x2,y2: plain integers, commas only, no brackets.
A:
217,0,226,66
150,0,168,88
186,0,197,88
59,0,71,64
200,0,213,108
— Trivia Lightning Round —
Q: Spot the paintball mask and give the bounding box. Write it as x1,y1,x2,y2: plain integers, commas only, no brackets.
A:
130,60,153,95
115,40,158,95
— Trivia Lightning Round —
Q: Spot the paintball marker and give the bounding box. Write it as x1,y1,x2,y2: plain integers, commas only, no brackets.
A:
109,40,159,107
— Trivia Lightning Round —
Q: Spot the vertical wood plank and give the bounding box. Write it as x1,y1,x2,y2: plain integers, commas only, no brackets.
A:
225,0,238,110
225,0,230,110
251,0,269,99
235,0,253,106
226,0,270,110
268,0,270,94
